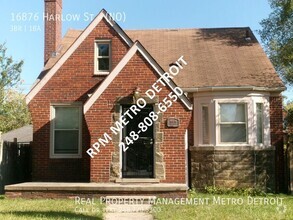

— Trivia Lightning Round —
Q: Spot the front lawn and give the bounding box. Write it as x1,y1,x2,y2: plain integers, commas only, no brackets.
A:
0,193,292,219
153,193,293,220
0,196,104,220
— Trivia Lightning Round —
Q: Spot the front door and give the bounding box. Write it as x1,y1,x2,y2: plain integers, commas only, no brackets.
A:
122,105,154,178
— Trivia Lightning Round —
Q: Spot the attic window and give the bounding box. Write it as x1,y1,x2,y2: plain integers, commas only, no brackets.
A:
95,40,111,74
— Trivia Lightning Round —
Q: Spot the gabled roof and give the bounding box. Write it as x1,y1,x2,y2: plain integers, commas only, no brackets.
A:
38,27,285,93
27,11,286,106
126,28,285,91
26,9,133,104
84,41,192,112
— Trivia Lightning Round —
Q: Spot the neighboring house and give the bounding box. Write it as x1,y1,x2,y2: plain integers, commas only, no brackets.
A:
26,0,285,191
1,125,33,143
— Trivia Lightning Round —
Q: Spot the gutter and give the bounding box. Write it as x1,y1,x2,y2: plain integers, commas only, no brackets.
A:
182,86,286,93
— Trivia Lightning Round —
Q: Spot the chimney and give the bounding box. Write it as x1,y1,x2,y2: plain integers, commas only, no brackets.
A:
44,0,62,64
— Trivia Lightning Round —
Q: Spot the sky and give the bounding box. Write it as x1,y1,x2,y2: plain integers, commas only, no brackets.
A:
0,0,292,100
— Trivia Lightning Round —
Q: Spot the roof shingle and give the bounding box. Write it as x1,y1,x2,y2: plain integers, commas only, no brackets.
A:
40,27,285,90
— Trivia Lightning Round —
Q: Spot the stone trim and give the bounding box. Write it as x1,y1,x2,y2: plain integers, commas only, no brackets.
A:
110,95,165,181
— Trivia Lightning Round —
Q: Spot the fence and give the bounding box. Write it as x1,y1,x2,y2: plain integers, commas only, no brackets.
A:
287,135,293,194
0,136,32,194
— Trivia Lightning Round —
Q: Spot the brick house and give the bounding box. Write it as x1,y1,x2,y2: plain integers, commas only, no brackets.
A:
25,0,285,192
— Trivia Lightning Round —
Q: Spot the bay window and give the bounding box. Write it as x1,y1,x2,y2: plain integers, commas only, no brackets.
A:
194,93,270,147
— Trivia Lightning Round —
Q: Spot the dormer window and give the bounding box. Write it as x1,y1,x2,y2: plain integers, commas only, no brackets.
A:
95,40,111,74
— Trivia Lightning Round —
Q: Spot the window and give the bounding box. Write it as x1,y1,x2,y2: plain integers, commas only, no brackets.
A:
219,103,247,143
51,105,82,158
95,41,111,73
195,94,270,147
202,106,210,144
256,103,263,144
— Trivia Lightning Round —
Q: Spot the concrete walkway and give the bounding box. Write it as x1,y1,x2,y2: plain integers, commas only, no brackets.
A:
103,196,155,220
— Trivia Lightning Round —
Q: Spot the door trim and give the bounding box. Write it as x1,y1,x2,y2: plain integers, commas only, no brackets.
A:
109,95,166,181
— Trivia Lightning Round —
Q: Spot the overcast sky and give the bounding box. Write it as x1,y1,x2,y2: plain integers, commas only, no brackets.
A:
0,0,291,100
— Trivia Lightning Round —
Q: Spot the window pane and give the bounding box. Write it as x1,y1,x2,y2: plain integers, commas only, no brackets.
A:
220,124,246,142
98,44,109,56
98,58,109,70
54,130,79,154
256,103,263,144
202,106,209,144
55,107,79,129
220,104,245,122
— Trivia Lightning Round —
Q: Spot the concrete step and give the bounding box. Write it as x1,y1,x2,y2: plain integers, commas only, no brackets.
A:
115,178,160,183
103,195,156,205
5,182,188,199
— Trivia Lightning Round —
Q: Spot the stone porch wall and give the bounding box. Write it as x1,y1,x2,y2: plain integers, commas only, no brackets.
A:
190,147,275,191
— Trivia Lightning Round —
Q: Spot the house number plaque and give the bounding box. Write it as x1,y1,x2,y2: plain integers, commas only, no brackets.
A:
167,118,180,128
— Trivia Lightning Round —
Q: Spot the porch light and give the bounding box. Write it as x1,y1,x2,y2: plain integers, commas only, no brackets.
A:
133,87,141,103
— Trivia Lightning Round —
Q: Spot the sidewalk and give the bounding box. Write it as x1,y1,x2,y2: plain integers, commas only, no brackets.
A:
103,196,155,220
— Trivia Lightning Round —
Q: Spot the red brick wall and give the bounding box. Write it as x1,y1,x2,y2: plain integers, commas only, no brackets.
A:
29,18,129,182
85,52,192,183
44,0,62,64
270,95,285,192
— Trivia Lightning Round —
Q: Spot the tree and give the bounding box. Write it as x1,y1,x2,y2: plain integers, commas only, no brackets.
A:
284,101,293,133
0,44,23,96
259,0,293,84
0,90,31,133
0,43,31,133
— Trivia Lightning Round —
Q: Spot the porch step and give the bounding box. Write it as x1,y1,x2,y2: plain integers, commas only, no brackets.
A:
115,178,160,183
5,182,188,199
103,196,156,205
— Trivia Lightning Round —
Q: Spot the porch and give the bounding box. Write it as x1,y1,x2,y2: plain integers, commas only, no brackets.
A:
5,182,188,199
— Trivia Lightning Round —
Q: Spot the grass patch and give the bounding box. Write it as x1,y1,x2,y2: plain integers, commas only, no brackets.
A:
0,196,104,220
153,192,293,220
0,193,292,219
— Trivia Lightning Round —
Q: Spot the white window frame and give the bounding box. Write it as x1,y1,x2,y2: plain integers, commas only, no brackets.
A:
193,92,271,148
50,103,82,159
215,98,252,147
194,97,215,147
217,101,249,145
94,40,111,75
200,104,211,145
252,96,270,147
256,102,264,145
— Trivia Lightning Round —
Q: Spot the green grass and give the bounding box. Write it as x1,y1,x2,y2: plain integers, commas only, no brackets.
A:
153,193,293,220
0,196,104,220
0,193,292,220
